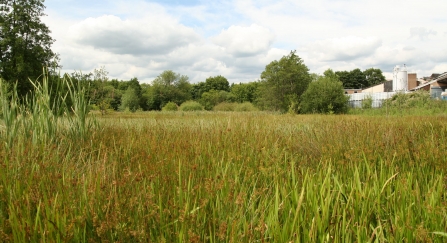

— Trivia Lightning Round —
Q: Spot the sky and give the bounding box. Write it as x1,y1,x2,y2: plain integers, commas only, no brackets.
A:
42,0,447,84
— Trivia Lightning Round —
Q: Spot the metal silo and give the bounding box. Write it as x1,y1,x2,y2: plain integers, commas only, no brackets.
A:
393,65,408,91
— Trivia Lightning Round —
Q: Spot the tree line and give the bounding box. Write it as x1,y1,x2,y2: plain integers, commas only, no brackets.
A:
64,51,385,114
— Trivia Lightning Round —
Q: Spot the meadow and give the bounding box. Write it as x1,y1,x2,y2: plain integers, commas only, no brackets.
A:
1,108,447,242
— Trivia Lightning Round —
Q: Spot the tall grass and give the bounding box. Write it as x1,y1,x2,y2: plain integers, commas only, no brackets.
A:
0,72,96,148
1,109,447,241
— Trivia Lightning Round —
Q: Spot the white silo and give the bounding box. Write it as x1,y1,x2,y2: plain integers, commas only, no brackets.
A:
393,65,408,91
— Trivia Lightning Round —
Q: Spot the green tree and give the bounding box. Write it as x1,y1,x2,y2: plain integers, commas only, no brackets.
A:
230,82,259,103
257,50,311,112
191,76,230,100
205,75,230,92
191,82,206,100
146,70,191,110
363,68,386,87
335,70,350,88
301,70,349,114
120,86,140,112
0,0,59,96
336,68,368,89
350,68,367,89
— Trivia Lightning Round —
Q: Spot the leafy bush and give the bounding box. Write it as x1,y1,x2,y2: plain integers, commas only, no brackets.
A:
162,102,178,111
213,102,236,111
382,91,431,109
179,101,204,111
350,91,447,116
234,102,258,112
362,95,373,109
300,75,349,114
200,90,231,110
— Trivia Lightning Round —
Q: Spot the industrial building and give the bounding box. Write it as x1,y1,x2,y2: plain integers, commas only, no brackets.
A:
347,65,447,108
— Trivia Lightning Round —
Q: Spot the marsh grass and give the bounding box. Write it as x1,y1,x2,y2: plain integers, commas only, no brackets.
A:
0,73,96,148
1,107,447,241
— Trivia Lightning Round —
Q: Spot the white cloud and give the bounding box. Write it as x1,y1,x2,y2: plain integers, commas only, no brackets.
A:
430,64,447,74
410,27,437,40
305,36,382,62
68,15,200,56
211,24,275,57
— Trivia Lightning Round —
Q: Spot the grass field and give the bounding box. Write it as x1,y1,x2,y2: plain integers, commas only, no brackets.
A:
1,110,447,242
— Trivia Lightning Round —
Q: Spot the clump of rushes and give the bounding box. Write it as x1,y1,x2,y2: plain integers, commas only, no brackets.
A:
65,74,97,140
1,107,447,241
0,80,21,148
0,70,96,148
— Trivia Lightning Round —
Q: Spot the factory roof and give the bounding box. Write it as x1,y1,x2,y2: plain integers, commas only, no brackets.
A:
410,72,447,91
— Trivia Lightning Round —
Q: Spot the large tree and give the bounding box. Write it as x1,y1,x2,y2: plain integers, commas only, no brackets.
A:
146,70,192,110
191,75,230,100
0,0,59,96
257,50,311,112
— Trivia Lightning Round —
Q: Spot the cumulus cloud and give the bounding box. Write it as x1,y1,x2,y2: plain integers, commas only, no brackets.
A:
211,24,275,57
403,46,416,51
410,27,437,40
68,15,200,56
305,36,382,62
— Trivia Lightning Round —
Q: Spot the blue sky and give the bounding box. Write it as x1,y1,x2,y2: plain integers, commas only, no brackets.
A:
43,0,447,83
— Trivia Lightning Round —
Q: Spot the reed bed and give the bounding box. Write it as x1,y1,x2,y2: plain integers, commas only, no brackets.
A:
1,110,447,242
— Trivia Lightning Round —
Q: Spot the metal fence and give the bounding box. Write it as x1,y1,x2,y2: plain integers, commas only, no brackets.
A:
347,92,409,108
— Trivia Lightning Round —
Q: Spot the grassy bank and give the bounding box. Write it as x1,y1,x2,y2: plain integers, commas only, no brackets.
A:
1,111,447,242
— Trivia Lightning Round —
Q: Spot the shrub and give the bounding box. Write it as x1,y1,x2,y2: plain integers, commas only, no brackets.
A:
234,102,258,112
179,101,204,111
162,102,178,111
300,74,349,114
362,95,373,109
382,91,431,109
213,102,236,111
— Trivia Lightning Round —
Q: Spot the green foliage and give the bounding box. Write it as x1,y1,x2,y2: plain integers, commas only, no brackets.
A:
212,102,258,112
257,50,311,112
213,102,236,111
336,68,386,89
234,102,258,112
362,95,373,109
120,86,140,112
350,91,447,116
162,101,178,111
300,71,349,114
191,75,230,100
364,68,386,87
383,91,431,109
179,100,203,111
205,75,230,92
336,68,368,89
147,70,192,110
200,90,231,110
0,0,59,96
230,82,259,103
